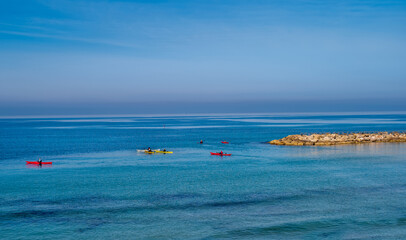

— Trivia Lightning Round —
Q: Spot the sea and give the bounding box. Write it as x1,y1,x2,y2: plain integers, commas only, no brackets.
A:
1,112,406,239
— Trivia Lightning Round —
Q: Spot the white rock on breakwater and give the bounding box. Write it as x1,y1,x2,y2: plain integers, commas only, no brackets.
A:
269,132,406,146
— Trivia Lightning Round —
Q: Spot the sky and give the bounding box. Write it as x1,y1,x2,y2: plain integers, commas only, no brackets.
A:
0,0,405,115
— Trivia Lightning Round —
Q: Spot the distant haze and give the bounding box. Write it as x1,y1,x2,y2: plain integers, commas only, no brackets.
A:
1,0,405,115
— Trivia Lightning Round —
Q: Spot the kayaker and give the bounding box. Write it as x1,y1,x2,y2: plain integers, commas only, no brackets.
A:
163,149,167,152
200,140,203,144
147,147,153,153
37,158,42,165
220,151,223,155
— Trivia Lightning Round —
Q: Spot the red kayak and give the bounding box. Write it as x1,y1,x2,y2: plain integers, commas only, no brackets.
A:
210,152,231,156
26,161,52,165
221,141,229,144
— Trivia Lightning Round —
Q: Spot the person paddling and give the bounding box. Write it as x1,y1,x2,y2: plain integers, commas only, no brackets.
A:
200,140,203,144
147,147,152,153
220,151,223,155
37,158,42,165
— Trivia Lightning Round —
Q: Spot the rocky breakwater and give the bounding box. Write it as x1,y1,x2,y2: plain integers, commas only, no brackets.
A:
269,132,406,146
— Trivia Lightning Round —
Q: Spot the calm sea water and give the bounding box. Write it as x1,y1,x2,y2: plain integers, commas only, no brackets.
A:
1,113,406,239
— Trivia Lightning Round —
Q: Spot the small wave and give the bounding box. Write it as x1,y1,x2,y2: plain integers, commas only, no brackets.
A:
36,126,79,129
208,216,406,239
0,192,311,221
26,119,136,123
2,210,59,219
107,125,236,129
216,219,344,236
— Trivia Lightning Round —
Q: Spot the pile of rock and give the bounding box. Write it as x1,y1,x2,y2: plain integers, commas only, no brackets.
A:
269,132,406,146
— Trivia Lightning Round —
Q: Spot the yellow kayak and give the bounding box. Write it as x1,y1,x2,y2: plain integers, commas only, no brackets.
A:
154,151,173,154
137,149,159,153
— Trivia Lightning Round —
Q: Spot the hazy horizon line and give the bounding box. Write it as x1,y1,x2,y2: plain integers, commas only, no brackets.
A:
1,110,406,119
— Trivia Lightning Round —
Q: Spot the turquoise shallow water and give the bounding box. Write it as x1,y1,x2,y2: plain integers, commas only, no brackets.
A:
1,113,406,239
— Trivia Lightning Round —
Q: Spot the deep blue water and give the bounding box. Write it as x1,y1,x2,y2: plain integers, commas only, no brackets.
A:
1,113,406,239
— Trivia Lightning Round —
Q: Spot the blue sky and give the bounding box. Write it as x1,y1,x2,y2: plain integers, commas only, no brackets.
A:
0,0,405,114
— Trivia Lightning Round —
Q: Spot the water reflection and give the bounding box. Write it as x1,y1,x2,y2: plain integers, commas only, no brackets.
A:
26,164,52,169
283,143,406,159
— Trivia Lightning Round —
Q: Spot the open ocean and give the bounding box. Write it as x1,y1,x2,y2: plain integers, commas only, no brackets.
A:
1,112,406,239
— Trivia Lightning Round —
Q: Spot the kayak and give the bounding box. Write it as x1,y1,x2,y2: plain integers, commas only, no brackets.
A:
137,149,160,152
210,152,231,156
221,141,229,144
26,161,52,165
154,151,173,154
